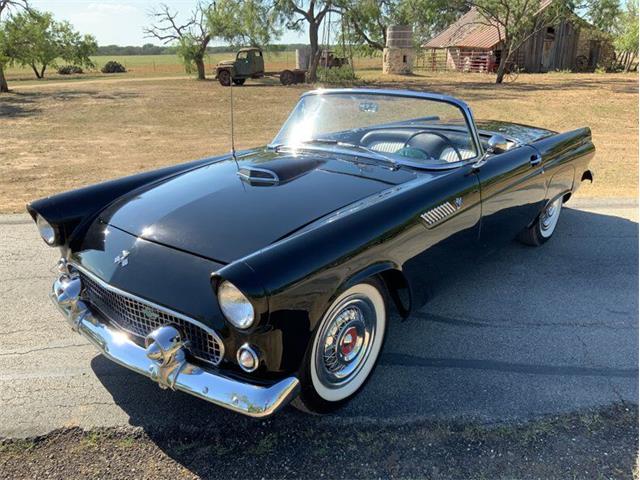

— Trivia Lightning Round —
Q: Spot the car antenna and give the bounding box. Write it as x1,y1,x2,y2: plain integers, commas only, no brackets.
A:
229,74,239,170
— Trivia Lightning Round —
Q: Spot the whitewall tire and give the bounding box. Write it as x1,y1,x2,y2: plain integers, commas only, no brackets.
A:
294,279,387,413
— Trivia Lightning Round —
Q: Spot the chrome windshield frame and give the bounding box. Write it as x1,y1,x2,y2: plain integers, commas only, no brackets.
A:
268,88,484,168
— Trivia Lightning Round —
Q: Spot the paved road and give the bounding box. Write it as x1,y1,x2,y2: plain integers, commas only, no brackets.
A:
0,200,637,438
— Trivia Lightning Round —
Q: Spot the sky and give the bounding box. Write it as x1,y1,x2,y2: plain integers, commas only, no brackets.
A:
29,0,308,46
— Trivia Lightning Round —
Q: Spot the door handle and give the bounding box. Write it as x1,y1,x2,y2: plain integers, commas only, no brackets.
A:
530,154,542,167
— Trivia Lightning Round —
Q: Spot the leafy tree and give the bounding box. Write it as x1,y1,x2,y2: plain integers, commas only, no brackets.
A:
145,2,213,80
146,0,281,80
2,10,96,79
0,0,30,93
614,0,638,71
207,0,281,47
464,0,573,83
583,0,621,34
273,1,340,82
340,0,464,54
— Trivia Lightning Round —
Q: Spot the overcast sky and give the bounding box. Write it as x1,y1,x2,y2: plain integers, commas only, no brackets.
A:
29,0,307,46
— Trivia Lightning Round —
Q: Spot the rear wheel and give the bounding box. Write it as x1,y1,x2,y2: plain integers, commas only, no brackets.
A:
280,70,294,85
232,78,245,86
518,196,563,246
217,70,231,87
294,279,387,414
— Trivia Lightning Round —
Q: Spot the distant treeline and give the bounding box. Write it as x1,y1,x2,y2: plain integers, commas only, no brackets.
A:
96,43,310,56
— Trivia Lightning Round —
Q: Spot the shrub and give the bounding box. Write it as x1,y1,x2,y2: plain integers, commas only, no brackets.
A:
57,65,84,75
317,65,359,85
101,61,126,74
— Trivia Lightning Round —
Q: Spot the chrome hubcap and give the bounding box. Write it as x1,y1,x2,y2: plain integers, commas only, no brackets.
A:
540,197,562,237
316,296,376,387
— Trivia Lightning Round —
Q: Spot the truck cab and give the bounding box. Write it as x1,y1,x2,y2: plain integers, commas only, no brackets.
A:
215,48,265,86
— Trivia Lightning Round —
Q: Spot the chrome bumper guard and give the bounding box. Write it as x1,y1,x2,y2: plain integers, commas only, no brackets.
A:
50,274,299,418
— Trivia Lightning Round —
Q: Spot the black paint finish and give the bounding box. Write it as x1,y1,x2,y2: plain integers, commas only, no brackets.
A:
28,112,595,381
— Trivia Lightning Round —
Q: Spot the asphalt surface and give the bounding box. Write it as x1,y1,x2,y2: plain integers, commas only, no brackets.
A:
0,199,637,439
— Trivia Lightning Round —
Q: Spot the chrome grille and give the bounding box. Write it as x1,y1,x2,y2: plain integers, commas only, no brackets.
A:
78,271,223,366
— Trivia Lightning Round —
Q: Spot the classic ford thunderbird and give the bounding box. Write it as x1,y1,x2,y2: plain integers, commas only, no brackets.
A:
29,89,594,417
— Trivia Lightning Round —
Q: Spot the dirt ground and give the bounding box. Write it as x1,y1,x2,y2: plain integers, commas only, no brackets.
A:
0,71,637,213
0,404,636,480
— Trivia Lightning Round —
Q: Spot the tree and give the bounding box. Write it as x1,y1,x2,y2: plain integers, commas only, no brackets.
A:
614,0,639,71
145,2,213,80
0,0,29,93
2,10,96,79
583,0,621,34
465,0,573,83
273,1,340,82
207,0,281,47
340,0,464,54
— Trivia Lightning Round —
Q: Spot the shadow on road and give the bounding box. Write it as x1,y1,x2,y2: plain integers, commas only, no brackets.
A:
90,206,638,477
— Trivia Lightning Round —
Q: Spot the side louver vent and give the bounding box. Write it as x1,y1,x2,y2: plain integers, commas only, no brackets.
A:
420,200,461,226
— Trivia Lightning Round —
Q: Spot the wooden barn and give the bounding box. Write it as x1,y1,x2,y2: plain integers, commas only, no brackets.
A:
422,5,614,73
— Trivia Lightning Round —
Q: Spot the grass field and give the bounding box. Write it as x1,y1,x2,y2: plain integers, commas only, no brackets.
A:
4,52,382,83
0,60,637,213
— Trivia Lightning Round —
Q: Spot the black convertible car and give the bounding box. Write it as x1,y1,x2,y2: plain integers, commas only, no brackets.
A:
30,89,594,417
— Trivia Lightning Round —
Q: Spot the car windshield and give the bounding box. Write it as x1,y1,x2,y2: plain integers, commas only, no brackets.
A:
271,91,479,168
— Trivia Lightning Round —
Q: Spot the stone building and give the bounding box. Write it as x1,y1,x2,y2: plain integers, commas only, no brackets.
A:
422,4,615,73
383,25,415,75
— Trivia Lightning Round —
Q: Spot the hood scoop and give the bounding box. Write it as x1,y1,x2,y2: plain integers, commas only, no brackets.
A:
238,155,325,187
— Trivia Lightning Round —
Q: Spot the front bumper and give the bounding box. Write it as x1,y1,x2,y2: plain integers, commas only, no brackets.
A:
50,275,299,418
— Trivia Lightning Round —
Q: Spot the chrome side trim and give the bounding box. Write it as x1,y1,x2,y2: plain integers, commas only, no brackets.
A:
420,200,460,227
70,263,225,365
50,281,300,418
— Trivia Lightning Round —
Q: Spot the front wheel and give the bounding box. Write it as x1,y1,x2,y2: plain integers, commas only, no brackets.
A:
518,196,563,246
294,279,387,414
217,70,231,86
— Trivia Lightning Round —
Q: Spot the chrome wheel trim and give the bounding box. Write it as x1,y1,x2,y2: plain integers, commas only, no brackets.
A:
539,197,562,238
311,283,386,402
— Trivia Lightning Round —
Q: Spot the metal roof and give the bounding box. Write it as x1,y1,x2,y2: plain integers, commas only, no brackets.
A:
423,8,501,49
424,1,553,50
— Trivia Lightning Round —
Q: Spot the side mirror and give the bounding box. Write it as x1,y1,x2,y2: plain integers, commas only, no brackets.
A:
487,134,509,154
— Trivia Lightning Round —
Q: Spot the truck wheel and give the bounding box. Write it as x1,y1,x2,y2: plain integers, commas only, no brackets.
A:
232,78,245,86
293,279,388,414
280,70,294,86
218,70,231,87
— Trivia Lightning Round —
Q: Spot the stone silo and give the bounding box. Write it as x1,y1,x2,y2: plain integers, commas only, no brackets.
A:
383,25,415,75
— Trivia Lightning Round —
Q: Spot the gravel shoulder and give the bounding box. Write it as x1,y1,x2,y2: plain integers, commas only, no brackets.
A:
0,404,636,480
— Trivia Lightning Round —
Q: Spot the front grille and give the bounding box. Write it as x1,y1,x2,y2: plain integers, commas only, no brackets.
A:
78,271,223,366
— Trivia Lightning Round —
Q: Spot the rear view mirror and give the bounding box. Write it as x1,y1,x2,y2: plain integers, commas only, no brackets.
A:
487,134,509,154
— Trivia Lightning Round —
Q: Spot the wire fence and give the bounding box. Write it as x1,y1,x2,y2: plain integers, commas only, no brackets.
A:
415,48,525,74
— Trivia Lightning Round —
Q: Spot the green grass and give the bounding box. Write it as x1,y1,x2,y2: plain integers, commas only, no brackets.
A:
4,51,303,81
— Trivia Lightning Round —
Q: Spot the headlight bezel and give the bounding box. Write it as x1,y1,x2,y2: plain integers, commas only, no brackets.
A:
36,214,57,246
217,280,255,330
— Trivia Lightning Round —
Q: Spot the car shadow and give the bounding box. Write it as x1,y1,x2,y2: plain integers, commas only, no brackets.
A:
90,205,638,478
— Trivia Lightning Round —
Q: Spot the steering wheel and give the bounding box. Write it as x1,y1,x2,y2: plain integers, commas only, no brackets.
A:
400,130,463,163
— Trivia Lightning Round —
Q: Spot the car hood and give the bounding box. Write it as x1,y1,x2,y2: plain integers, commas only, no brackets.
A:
99,149,417,263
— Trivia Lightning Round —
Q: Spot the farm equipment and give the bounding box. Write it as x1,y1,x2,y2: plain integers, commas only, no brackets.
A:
214,47,306,86
319,50,349,69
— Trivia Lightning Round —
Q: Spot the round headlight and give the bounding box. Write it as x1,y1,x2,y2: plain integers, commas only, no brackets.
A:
217,281,255,329
36,214,56,245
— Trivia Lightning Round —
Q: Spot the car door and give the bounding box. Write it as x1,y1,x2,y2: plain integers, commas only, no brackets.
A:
235,51,249,76
402,164,482,307
476,145,547,244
